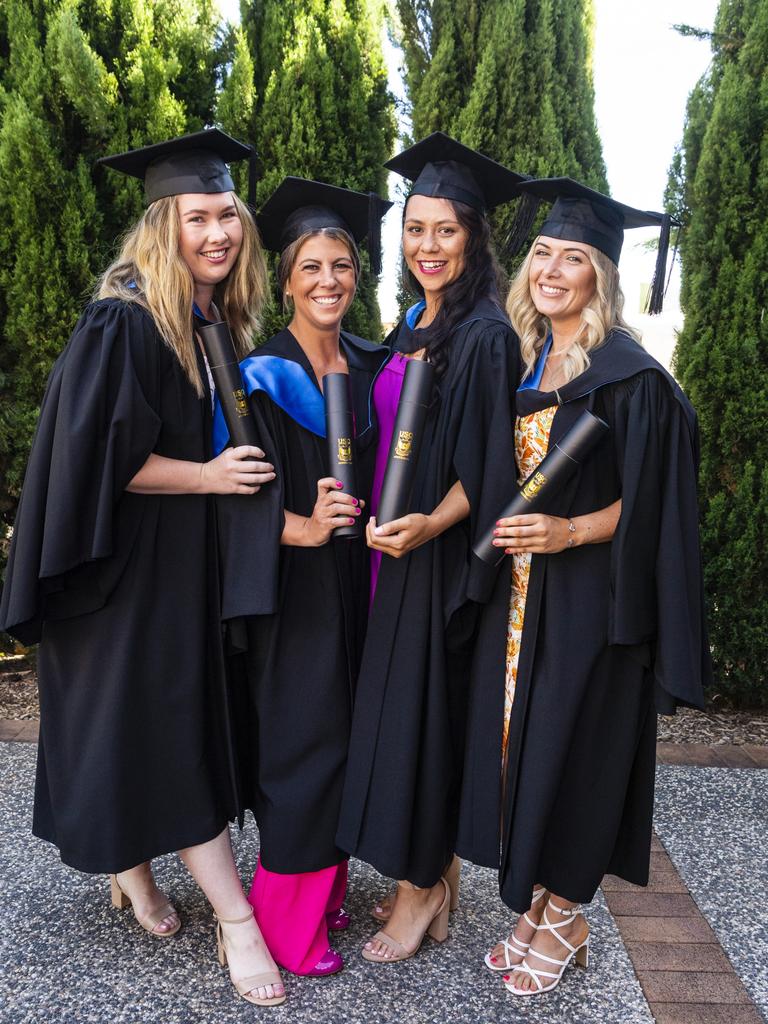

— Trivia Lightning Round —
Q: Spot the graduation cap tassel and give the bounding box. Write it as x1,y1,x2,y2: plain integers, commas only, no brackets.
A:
368,192,383,277
647,212,672,315
502,194,542,260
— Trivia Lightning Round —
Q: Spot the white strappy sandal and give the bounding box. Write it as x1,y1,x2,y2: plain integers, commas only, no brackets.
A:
484,886,547,972
503,900,589,996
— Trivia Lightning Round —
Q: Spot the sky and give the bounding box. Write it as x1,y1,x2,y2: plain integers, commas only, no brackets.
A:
216,0,720,363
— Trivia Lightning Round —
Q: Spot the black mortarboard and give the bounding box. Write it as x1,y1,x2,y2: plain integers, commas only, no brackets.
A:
99,128,259,207
385,132,527,213
256,177,393,275
518,177,678,313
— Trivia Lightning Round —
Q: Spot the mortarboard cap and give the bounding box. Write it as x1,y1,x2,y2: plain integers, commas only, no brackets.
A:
99,128,259,207
517,177,679,314
385,132,527,213
256,177,393,275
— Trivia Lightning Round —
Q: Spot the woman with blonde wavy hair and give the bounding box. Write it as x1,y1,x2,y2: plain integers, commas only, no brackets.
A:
456,178,710,998
0,131,287,1008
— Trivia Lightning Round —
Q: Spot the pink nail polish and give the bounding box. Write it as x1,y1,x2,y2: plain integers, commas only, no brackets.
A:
493,529,500,535
348,518,355,525
336,481,343,488
352,498,359,506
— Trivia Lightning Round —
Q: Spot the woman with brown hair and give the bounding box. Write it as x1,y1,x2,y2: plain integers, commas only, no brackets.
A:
214,177,391,978
0,130,286,1007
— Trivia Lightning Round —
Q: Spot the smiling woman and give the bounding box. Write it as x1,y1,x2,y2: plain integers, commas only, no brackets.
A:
214,176,392,978
336,132,527,966
0,129,287,1009
457,176,709,1000
177,193,244,289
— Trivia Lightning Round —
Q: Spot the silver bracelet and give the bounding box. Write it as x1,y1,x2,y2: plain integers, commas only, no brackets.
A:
566,520,576,548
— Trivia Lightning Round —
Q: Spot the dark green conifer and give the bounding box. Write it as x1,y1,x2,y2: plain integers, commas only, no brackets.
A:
668,0,768,706
223,0,396,340
395,0,607,262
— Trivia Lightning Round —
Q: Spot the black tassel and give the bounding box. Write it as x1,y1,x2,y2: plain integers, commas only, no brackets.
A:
367,192,384,276
502,194,542,259
247,146,261,210
647,213,673,315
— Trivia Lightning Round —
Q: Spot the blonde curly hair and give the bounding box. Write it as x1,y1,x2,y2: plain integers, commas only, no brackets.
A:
96,192,267,396
507,237,641,385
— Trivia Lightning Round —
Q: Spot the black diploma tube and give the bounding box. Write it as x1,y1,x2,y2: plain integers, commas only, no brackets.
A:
197,320,261,449
324,373,360,540
376,358,435,526
473,409,610,566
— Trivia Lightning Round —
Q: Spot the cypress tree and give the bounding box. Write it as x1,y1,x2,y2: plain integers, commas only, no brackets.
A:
667,0,768,707
222,0,396,340
0,0,222,558
395,0,607,262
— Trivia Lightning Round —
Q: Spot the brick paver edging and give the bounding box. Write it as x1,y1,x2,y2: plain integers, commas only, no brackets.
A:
602,829,763,1023
0,719,38,742
3,724,767,767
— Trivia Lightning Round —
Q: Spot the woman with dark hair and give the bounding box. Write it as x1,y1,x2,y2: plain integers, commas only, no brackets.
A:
213,177,391,978
336,133,527,963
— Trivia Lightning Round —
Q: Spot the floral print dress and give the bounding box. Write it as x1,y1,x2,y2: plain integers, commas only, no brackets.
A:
503,405,558,756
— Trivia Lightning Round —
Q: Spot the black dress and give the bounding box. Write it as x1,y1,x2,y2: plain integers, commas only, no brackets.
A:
456,330,711,911
336,297,521,888
217,328,387,873
0,299,239,873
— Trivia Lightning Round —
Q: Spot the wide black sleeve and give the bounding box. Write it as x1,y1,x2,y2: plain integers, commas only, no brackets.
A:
608,371,711,710
215,391,285,624
0,300,162,642
449,324,521,604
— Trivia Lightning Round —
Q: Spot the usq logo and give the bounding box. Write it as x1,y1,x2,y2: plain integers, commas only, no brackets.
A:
337,437,353,464
233,387,249,418
394,430,413,461
521,470,547,501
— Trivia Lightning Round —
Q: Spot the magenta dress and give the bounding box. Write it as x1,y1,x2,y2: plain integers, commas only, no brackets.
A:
369,352,408,603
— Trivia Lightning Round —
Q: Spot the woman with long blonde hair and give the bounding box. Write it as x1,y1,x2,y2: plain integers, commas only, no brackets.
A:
456,178,709,998
0,131,286,1007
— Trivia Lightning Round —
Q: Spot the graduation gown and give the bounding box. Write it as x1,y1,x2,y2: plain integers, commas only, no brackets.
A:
0,299,238,873
456,329,711,911
336,297,521,888
217,328,387,874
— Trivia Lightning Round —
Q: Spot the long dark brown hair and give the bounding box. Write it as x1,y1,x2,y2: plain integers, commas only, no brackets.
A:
401,197,506,381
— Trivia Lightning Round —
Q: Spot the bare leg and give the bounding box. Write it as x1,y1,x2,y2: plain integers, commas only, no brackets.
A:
179,828,285,1002
115,861,179,934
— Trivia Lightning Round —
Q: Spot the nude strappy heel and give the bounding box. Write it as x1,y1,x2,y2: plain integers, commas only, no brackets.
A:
503,900,589,996
216,913,286,1007
484,885,547,972
371,856,461,923
362,877,451,963
110,873,181,938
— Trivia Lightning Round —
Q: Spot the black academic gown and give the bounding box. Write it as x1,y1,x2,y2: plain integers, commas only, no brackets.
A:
218,328,387,874
336,297,521,888
456,329,711,911
0,299,238,873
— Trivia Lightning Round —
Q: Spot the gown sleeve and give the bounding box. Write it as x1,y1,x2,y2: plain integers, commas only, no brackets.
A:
450,324,520,604
608,370,711,710
0,299,163,643
215,390,285,626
